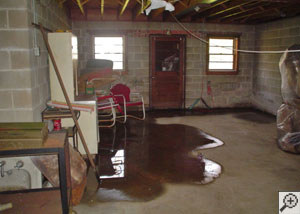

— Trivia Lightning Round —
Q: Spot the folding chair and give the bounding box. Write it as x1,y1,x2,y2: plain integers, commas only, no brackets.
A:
110,83,146,123
97,95,119,128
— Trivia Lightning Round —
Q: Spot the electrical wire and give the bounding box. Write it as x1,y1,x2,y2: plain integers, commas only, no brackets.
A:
170,12,300,54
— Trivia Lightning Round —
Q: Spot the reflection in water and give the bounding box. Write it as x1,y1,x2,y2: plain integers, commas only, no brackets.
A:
199,159,222,184
99,150,125,179
88,113,223,203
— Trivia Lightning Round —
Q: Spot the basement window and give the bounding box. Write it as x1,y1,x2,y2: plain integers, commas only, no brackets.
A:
94,36,125,71
207,35,239,75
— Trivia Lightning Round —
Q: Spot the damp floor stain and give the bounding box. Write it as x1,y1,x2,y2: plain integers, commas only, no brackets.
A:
234,112,275,124
83,112,223,203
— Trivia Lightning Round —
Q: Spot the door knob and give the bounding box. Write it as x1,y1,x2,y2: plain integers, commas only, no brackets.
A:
152,77,155,79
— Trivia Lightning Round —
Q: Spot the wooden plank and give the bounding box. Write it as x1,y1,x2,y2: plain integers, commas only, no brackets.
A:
207,1,258,18
76,0,85,14
247,4,300,24
190,0,230,20
220,6,260,20
120,0,130,15
229,4,281,22
0,130,46,140
0,139,44,149
101,0,104,15
0,122,47,130
174,0,219,19
0,123,48,149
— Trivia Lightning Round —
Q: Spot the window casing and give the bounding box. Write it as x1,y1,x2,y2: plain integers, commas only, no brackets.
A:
94,35,126,71
207,35,239,75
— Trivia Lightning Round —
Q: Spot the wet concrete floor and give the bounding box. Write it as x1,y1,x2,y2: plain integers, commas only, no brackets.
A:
83,111,223,203
75,110,300,214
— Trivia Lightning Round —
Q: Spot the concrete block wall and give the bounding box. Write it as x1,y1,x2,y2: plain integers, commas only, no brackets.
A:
253,16,300,115
0,0,70,122
72,21,255,109
184,24,255,109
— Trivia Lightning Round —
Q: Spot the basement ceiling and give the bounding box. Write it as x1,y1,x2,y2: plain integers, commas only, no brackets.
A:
59,0,300,24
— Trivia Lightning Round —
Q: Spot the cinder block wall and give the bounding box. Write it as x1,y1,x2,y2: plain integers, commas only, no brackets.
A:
253,16,300,115
73,21,255,109
0,0,70,122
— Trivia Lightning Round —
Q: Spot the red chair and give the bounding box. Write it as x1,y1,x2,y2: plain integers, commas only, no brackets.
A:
110,84,145,123
97,95,119,127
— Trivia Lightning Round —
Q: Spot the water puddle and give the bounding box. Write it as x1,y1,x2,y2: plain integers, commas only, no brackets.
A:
83,112,223,203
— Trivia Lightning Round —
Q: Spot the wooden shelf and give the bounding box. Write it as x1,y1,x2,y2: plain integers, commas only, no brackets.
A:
42,108,80,120
0,189,62,214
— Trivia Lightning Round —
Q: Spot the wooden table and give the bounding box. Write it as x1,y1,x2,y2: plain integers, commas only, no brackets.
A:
0,132,71,214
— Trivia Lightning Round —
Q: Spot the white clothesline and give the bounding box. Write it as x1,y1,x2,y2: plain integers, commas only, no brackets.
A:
170,13,300,54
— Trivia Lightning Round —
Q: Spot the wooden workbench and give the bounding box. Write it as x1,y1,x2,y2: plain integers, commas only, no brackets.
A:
0,132,70,214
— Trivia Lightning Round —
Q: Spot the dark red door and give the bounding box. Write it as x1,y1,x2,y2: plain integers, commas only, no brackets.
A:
150,35,185,109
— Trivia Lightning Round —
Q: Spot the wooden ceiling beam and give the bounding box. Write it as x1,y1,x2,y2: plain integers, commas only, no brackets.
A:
76,0,85,14
207,0,258,18
247,3,300,23
150,7,166,17
64,0,300,24
134,0,151,15
196,0,231,13
191,0,231,21
253,0,297,2
219,2,269,20
132,0,151,20
175,0,219,19
234,4,290,23
101,0,104,15
120,0,130,15
220,6,257,20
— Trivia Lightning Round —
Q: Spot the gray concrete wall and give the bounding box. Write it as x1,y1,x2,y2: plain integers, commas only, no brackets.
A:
0,0,70,122
253,16,300,115
73,21,255,109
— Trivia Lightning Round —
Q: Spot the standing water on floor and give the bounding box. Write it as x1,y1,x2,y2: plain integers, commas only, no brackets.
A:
82,112,223,203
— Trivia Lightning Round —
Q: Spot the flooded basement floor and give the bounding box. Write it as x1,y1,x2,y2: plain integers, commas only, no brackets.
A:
82,111,224,203
75,110,300,214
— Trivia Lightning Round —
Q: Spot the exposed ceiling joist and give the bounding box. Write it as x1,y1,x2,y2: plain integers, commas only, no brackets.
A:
101,0,104,15
254,0,297,2
207,1,257,18
120,0,130,15
175,0,219,19
247,3,300,23
63,0,300,24
191,0,230,20
232,4,286,23
135,0,151,16
76,0,86,14
220,4,263,20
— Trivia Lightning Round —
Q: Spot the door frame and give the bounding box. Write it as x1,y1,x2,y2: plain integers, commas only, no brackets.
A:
149,34,186,109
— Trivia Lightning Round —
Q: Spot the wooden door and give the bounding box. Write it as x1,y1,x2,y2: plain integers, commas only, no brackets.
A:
150,35,185,109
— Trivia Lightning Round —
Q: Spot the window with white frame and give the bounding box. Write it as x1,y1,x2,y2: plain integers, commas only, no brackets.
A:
94,36,125,70
207,35,239,75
